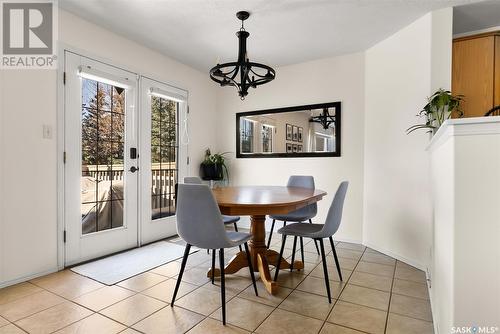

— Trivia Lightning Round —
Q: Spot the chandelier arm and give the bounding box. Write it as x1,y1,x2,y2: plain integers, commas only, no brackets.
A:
247,62,276,73
229,65,240,80
251,78,273,86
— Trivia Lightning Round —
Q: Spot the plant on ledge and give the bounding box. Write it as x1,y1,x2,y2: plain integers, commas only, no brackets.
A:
407,89,464,135
200,148,230,181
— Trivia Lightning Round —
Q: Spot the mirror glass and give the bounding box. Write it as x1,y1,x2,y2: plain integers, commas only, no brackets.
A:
236,102,341,158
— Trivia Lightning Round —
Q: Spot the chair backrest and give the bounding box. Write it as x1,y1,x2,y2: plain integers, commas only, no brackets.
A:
485,105,500,117
287,175,317,218
184,176,203,184
287,175,314,189
320,181,349,236
176,183,228,249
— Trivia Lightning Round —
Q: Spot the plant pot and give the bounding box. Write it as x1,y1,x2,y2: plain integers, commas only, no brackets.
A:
200,163,223,181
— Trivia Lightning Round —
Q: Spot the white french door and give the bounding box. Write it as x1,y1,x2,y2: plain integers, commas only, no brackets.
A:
64,51,139,265
139,77,188,244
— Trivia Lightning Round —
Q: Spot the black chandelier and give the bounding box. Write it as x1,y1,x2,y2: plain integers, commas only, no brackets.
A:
209,11,276,100
309,108,336,130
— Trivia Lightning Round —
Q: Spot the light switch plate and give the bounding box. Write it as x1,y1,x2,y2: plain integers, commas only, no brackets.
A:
43,124,52,139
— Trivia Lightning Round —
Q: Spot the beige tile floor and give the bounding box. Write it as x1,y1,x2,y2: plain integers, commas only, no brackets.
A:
0,235,434,334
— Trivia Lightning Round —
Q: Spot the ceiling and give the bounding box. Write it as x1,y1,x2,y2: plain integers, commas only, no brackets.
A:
453,0,500,34
59,0,481,72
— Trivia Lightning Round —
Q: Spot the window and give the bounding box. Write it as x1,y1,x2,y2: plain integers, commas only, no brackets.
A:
151,96,178,219
262,124,274,153
81,78,125,234
314,132,334,152
240,118,254,153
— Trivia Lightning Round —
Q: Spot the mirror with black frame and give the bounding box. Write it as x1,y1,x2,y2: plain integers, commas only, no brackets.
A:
236,102,341,158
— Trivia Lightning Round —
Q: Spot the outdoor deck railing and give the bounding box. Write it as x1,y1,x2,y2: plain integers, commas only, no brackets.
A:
86,168,177,210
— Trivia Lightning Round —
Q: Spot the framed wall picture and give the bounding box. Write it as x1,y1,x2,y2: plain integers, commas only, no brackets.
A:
292,144,298,153
298,145,303,152
286,143,293,153
286,124,292,141
292,126,298,141
298,127,303,142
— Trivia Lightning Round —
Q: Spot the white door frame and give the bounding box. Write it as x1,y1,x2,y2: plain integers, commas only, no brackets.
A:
138,76,189,245
63,50,140,266
56,44,190,268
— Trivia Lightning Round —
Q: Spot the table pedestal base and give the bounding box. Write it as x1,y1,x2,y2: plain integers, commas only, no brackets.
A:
206,215,304,295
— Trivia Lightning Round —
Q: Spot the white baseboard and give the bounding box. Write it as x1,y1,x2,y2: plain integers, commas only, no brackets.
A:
362,241,427,272
0,267,59,289
427,283,439,334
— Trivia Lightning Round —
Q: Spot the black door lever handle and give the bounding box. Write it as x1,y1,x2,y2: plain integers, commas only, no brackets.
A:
130,166,139,173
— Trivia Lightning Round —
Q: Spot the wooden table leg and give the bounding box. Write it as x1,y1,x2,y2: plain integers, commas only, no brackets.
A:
248,215,278,294
207,251,248,277
266,249,304,271
207,214,303,295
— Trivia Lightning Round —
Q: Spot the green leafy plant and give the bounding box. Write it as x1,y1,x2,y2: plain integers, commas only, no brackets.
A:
201,148,231,180
407,89,464,135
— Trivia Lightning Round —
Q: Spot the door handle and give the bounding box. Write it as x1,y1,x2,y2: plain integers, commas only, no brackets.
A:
130,166,139,173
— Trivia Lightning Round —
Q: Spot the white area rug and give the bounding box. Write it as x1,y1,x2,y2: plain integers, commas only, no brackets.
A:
71,241,197,285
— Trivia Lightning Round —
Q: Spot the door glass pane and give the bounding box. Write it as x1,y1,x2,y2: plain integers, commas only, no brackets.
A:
151,95,178,220
81,78,126,234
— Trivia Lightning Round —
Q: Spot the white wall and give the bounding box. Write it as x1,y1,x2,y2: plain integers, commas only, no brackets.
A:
363,8,452,270
0,9,217,287
429,118,500,332
216,53,365,242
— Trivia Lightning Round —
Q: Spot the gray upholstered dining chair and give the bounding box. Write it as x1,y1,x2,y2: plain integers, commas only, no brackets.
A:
171,183,258,325
267,176,320,262
274,181,349,303
184,176,243,252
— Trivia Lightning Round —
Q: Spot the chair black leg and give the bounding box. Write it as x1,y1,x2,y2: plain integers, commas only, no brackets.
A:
244,242,258,296
219,248,226,325
309,219,320,255
171,243,191,305
267,219,276,248
290,236,298,271
329,236,343,281
234,223,243,252
319,239,332,303
299,237,305,268
211,249,216,284
274,234,287,281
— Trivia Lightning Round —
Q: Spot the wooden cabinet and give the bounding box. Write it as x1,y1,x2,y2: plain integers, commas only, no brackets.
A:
452,32,500,117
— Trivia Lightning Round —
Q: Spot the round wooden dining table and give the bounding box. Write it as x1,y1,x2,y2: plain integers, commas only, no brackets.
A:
208,186,327,295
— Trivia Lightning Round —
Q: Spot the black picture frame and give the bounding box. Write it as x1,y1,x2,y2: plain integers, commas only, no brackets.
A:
292,144,298,153
286,124,292,141
286,143,293,153
298,127,303,142
236,101,342,158
292,126,298,142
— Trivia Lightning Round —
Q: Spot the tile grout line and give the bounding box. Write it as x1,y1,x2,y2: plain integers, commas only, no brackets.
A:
317,242,369,334
383,260,398,334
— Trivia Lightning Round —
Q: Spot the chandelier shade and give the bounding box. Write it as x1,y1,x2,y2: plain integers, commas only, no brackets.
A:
209,11,276,100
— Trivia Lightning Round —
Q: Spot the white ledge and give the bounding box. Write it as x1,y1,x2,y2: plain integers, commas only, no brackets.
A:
427,116,500,151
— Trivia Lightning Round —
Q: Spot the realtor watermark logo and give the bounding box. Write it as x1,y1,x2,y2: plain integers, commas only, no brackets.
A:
1,0,57,69
452,326,499,333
